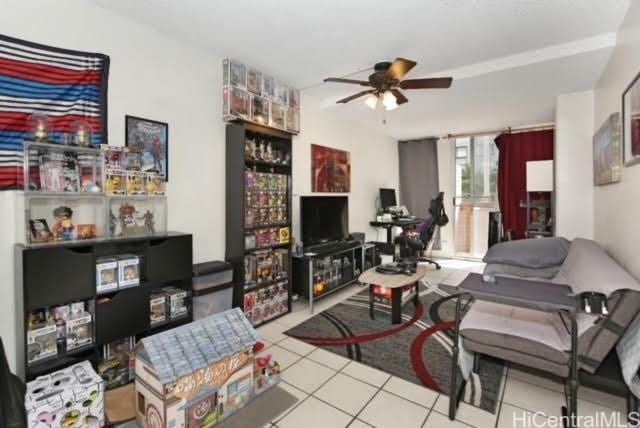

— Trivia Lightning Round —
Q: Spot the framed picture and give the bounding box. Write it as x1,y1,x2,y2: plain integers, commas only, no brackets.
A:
622,71,640,166
593,112,622,186
125,116,168,180
311,144,351,192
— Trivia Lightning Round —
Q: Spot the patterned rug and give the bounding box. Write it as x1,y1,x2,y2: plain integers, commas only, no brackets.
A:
284,280,505,413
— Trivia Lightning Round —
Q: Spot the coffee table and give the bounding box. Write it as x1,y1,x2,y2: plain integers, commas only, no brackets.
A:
359,265,427,324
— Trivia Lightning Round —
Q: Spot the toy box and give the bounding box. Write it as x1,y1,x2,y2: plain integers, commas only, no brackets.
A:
96,257,118,294
27,323,57,364
49,305,70,348
66,312,93,350
162,287,188,319
118,254,140,288
105,169,126,195
150,293,166,325
126,170,147,196
70,301,85,317
98,337,135,390
135,308,279,428
26,360,104,428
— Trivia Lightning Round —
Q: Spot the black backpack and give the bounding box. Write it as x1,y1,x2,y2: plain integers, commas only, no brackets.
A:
0,338,26,428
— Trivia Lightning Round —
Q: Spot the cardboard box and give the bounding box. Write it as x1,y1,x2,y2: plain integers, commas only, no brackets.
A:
27,323,57,364
96,258,118,293
26,361,104,427
118,254,140,288
66,312,93,350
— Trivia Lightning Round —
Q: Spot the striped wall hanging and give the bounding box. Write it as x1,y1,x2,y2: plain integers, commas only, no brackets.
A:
0,34,110,190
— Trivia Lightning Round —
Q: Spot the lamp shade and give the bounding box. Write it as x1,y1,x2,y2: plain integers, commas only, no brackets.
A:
526,160,553,192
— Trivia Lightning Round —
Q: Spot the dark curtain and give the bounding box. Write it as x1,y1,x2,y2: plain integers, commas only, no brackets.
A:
495,129,554,239
398,138,441,248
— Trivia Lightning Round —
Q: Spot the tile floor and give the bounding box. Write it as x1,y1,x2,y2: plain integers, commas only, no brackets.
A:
122,259,628,428
250,260,627,428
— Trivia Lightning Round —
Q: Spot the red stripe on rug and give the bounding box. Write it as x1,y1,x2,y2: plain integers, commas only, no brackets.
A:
288,301,424,346
409,321,454,393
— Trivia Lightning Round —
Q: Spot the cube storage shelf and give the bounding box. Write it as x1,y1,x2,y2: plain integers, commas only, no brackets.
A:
15,232,193,382
226,122,293,327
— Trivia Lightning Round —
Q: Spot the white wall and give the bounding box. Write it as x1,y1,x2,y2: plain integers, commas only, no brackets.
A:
554,90,595,240
0,0,398,371
593,1,640,279
292,96,398,244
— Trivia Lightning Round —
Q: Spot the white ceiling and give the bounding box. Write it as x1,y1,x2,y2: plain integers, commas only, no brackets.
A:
89,0,631,139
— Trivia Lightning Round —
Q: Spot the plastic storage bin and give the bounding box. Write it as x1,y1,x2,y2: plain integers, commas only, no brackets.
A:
192,261,233,320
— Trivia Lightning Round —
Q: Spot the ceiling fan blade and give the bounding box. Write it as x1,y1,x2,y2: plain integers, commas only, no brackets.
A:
324,77,371,86
391,89,408,105
386,58,417,81
336,90,375,104
399,77,453,90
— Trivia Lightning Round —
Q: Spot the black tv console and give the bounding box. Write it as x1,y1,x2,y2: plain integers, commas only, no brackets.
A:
292,240,365,313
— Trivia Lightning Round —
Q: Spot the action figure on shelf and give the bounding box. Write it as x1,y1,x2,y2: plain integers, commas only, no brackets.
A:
258,141,266,161
109,211,117,236
266,143,273,162
51,206,75,241
143,210,155,234
282,153,291,166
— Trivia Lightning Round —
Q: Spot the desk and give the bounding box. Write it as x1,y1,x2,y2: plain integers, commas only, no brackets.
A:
369,218,423,246
359,265,426,324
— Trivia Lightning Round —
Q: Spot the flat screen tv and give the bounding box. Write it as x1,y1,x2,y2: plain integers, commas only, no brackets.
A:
301,196,349,247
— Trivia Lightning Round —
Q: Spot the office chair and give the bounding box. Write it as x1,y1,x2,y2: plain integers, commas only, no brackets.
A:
394,192,449,270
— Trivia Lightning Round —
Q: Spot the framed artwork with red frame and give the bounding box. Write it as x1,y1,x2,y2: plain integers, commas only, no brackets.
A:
310,144,351,192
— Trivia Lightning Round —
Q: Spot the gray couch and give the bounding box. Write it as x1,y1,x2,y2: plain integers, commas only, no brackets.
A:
455,238,640,421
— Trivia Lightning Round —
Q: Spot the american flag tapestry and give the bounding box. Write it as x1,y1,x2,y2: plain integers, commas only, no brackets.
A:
0,34,110,190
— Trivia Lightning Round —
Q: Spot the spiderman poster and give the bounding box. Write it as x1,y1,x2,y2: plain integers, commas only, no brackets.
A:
125,115,168,179
311,144,350,192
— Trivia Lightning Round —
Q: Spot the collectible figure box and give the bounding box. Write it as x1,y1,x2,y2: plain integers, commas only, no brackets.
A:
126,171,147,196
118,254,140,288
27,323,57,364
98,337,135,390
26,360,105,428
150,293,166,325
146,172,166,196
66,312,93,350
162,286,188,319
96,257,118,294
105,169,126,195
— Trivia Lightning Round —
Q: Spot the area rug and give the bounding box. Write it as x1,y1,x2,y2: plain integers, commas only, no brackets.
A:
284,281,505,413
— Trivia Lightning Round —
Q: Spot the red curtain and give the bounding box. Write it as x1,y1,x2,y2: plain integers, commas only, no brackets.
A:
495,130,554,239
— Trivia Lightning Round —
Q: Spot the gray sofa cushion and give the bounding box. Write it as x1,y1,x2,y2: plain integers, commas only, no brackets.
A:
483,237,571,268
484,263,561,280
552,238,640,296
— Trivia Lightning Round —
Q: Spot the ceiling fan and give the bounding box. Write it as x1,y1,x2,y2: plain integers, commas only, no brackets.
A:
324,57,452,110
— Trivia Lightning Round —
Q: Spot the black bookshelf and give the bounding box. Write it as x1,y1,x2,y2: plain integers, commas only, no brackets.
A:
226,121,292,327
15,232,193,381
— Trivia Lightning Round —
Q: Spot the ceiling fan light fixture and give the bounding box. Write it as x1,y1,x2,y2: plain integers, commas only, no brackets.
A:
364,93,378,109
382,90,397,110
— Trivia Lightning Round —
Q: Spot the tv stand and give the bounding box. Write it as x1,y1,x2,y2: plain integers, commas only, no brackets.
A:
293,241,365,313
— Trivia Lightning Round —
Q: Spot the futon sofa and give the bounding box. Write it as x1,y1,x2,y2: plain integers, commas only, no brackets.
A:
458,238,640,418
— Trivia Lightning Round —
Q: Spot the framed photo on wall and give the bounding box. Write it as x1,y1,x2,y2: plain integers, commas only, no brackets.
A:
311,144,351,192
125,116,169,180
593,112,622,186
622,71,640,167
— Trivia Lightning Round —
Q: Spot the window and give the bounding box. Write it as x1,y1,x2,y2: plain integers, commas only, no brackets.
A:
455,135,498,205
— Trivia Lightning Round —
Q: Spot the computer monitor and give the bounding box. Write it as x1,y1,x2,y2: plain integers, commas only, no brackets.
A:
379,188,397,210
